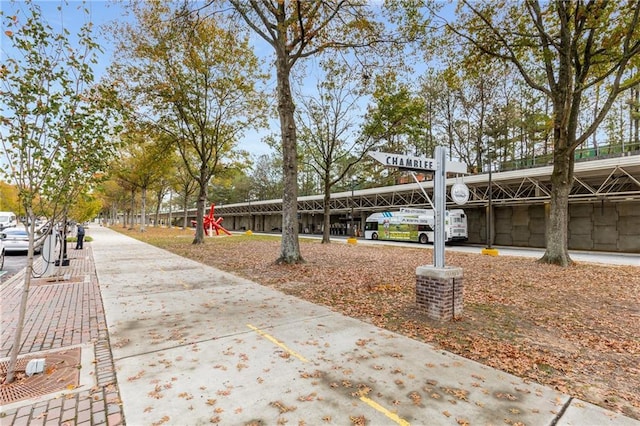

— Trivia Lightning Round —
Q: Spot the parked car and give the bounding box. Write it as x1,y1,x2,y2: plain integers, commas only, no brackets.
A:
0,228,41,254
0,211,17,231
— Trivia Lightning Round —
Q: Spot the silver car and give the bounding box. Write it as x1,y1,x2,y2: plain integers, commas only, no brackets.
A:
0,228,41,254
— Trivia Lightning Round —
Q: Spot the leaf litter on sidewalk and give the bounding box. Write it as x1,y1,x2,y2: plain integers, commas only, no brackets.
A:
117,227,639,420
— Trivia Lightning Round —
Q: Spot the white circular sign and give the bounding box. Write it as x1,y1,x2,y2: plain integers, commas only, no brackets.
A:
451,183,470,205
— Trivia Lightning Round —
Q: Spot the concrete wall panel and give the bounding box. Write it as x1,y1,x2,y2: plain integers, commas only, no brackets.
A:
618,216,640,235
528,205,546,248
570,204,593,217
569,217,593,236
222,200,639,253
591,204,618,225
619,235,640,251
593,226,618,245
617,203,640,216
512,207,529,226
476,202,638,252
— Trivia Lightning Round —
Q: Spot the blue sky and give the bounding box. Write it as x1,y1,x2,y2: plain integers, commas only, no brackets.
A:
1,0,276,157
2,1,454,161
1,1,125,74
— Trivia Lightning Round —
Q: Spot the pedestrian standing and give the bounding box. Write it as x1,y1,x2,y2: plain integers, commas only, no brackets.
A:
75,224,85,249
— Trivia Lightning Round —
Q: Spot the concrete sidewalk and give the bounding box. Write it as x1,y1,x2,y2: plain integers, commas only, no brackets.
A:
90,227,637,425
1,226,638,425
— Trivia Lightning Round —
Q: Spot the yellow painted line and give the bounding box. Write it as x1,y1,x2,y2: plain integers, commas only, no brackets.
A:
247,325,408,425
359,396,410,426
246,324,309,363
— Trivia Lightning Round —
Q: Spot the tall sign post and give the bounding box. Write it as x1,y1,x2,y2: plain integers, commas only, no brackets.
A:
433,146,446,268
369,148,467,321
369,147,466,267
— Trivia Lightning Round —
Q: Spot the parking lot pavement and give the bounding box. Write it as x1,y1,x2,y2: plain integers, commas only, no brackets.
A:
0,253,40,283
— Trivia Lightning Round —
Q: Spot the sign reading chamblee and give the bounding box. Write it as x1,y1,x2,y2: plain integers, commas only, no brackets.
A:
369,148,467,269
369,148,467,321
368,151,468,174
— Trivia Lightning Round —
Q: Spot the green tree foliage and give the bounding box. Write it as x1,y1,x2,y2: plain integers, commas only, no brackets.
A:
447,0,640,266
250,154,284,201
0,1,121,383
207,149,282,204
0,181,20,213
113,125,174,232
68,193,103,224
363,72,430,156
225,0,408,263
95,178,129,226
108,1,267,244
360,71,431,186
297,60,375,243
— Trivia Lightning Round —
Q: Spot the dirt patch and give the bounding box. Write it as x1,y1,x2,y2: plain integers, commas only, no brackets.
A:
118,227,640,420
30,276,84,286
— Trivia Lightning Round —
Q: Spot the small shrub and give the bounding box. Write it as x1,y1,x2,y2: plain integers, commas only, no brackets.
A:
66,236,93,242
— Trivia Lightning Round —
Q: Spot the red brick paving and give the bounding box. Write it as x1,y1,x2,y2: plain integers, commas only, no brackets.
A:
0,245,124,425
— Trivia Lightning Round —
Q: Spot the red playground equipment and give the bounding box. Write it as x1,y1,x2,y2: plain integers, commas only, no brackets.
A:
192,204,232,236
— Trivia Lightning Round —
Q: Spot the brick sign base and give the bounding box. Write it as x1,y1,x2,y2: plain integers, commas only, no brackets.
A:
416,265,464,321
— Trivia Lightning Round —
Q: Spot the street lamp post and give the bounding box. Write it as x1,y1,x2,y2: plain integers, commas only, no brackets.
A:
482,151,499,256
350,176,357,237
487,161,492,249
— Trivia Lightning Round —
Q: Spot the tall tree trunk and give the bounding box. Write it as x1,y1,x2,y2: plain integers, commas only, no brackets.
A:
322,186,331,244
140,187,147,232
154,187,163,227
275,54,303,263
111,205,117,225
539,18,575,267
193,180,206,244
129,189,135,230
540,150,573,266
182,196,189,230
168,192,173,229
633,82,639,148
541,73,575,266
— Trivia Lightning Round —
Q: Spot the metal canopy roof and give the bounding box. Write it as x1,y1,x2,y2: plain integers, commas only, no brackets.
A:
215,154,640,216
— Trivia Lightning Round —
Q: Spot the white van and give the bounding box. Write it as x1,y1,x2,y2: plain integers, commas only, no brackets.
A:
0,212,18,231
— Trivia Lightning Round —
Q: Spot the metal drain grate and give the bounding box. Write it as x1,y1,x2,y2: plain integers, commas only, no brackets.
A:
1,347,81,405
